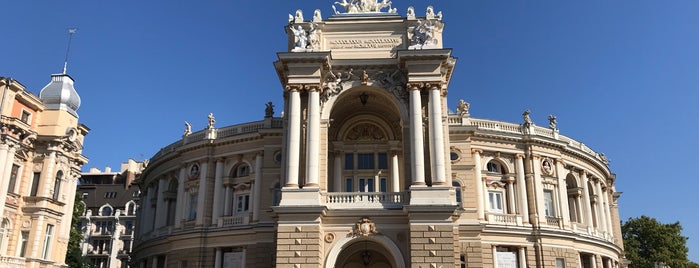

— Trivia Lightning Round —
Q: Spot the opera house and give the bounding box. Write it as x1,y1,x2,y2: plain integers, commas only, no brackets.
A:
132,2,625,267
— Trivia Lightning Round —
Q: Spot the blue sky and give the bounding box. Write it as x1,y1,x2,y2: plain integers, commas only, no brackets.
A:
3,0,698,261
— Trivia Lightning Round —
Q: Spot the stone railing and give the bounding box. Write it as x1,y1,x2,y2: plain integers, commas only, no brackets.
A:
324,192,407,209
449,116,609,165
486,213,523,226
151,118,283,162
544,216,563,228
0,256,26,268
218,214,250,227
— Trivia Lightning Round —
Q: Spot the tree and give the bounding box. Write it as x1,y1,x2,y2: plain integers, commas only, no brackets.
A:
65,193,91,268
622,215,695,268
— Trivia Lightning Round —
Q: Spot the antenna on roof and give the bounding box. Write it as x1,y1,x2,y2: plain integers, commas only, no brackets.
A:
62,28,78,74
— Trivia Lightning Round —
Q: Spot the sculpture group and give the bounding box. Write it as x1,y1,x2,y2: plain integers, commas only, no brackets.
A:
332,0,396,14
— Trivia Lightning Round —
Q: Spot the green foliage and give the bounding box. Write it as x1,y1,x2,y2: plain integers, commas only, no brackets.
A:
65,193,91,268
622,215,690,268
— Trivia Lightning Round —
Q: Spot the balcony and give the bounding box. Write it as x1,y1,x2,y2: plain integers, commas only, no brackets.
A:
323,192,407,209
0,255,26,268
545,216,563,228
218,214,250,227
486,213,523,226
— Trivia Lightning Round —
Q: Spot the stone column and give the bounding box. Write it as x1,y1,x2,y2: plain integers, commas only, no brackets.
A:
492,246,498,268
145,186,155,233
285,86,301,187
214,248,222,268
391,152,400,192
580,171,594,229
41,151,57,198
0,143,15,219
594,179,607,233
29,215,44,258
305,87,320,187
518,247,527,268
212,159,224,224
590,254,597,268
151,256,158,268
408,84,425,185
603,185,614,236
155,178,168,228
473,149,485,220
428,84,446,185
506,177,516,214
515,154,529,223
555,160,570,228
532,156,546,224
223,186,231,216
174,167,186,228
333,152,342,192
253,153,263,222
196,162,208,225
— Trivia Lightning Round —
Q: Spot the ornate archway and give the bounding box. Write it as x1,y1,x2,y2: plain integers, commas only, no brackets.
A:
325,235,405,268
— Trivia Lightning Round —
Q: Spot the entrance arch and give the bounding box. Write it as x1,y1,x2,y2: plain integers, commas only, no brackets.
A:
325,235,405,268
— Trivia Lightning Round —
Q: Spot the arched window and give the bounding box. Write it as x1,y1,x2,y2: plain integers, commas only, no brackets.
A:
126,201,137,216
233,164,251,178
101,205,113,216
0,218,9,252
53,171,63,200
486,161,503,174
566,174,582,223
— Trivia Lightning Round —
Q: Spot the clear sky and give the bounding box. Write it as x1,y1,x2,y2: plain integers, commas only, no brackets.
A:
3,0,698,262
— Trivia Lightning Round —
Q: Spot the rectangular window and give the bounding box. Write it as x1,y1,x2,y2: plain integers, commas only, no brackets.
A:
556,258,566,268
30,172,41,196
367,178,375,192
544,190,556,217
236,194,250,213
188,193,198,220
380,178,387,193
377,153,388,169
357,153,374,169
488,191,504,213
125,221,134,235
359,179,366,192
42,224,54,259
8,165,19,193
344,153,354,170
19,231,29,257
20,110,31,124
345,178,353,192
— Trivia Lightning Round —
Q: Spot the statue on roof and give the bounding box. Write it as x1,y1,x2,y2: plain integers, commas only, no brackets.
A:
457,99,470,116
548,114,557,130
291,25,309,51
333,0,396,14
265,102,274,118
183,121,192,136
207,113,216,129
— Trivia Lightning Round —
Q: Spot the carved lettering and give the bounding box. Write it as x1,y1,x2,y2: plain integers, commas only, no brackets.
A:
329,38,402,49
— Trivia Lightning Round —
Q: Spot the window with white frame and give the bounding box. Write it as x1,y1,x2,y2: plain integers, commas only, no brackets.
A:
42,224,54,259
233,164,250,178
235,193,250,214
487,161,503,174
453,181,462,204
18,231,29,257
544,189,556,217
101,205,113,216
556,258,566,268
488,191,504,213
0,219,8,253
343,152,389,192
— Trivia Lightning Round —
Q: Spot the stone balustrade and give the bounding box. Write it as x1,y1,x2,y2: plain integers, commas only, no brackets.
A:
324,192,407,209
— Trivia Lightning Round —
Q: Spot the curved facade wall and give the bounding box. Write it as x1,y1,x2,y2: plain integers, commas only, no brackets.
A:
133,4,624,268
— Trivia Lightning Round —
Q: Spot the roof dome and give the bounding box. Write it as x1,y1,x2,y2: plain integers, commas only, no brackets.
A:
39,73,81,117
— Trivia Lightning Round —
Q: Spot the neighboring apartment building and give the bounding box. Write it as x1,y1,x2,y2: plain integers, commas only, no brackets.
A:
0,73,89,268
132,2,626,267
77,159,144,268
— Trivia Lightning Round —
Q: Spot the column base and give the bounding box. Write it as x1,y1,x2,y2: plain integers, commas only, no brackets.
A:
278,187,321,206
409,185,454,205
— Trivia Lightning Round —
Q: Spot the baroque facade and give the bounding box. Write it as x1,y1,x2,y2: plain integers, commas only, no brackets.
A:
77,159,144,268
133,2,625,267
0,73,89,268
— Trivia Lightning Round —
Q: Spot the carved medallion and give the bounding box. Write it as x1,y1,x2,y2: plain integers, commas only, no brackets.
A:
324,232,335,243
541,159,554,176
351,217,378,237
